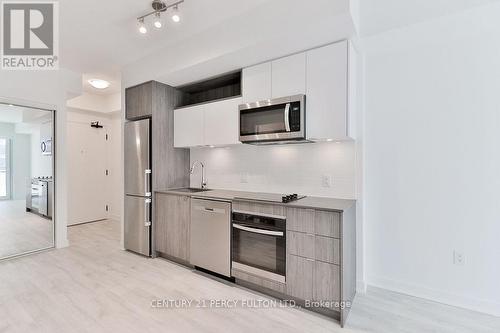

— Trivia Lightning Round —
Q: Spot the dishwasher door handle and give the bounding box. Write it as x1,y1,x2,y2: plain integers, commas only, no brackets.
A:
194,206,226,214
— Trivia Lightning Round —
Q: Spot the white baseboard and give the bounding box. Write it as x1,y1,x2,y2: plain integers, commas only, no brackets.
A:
368,275,500,317
356,280,367,294
55,238,69,249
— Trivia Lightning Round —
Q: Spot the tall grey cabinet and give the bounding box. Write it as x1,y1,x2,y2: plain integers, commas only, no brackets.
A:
125,81,190,257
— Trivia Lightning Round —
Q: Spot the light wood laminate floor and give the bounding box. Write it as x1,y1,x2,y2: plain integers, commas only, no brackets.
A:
0,200,53,259
0,219,498,333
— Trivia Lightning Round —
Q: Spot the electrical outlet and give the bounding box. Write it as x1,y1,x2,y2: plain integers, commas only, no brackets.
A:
321,175,333,188
240,172,249,183
453,250,465,266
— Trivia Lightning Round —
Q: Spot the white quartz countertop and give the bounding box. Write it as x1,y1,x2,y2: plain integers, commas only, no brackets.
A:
155,188,355,212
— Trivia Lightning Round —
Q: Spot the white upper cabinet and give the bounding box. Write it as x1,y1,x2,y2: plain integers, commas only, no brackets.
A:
174,97,242,148
175,40,357,147
204,97,242,146
242,62,272,103
271,53,306,98
306,40,353,141
174,104,204,148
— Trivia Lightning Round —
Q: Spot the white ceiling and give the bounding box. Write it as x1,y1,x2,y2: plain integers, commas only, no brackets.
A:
59,0,271,76
122,0,354,87
0,104,50,124
359,0,499,36
58,0,500,90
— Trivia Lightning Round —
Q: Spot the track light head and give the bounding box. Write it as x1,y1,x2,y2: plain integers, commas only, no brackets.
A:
171,5,180,23
153,12,162,28
138,18,147,34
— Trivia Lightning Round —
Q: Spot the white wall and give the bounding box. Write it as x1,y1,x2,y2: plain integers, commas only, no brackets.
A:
15,119,54,179
0,69,82,249
31,121,53,177
11,133,30,200
190,142,356,198
67,92,121,113
363,3,500,316
0,123,31,200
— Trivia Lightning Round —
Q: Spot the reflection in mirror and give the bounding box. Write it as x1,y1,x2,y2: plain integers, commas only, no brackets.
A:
0,102,54,260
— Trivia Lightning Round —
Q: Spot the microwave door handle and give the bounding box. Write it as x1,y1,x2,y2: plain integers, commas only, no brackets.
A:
284,103,291,132
233,224,284,237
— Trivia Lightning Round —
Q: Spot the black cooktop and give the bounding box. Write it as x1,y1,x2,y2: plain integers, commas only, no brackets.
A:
233,193,306,204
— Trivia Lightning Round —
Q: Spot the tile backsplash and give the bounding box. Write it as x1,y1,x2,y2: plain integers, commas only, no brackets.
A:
190,141,356,198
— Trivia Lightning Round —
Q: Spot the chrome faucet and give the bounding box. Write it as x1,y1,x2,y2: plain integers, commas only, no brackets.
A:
190,161,207,189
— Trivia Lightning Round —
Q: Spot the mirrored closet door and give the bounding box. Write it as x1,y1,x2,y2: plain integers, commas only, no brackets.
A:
0,102,55,260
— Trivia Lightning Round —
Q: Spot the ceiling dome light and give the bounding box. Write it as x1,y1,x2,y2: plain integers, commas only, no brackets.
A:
153,12,162,28
138,18,147,34
88,79,111,90
171,5,180,23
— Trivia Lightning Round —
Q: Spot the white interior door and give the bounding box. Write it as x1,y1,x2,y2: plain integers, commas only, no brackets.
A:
67,122,107,225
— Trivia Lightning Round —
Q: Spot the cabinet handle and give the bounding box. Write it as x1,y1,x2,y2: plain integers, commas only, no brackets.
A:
194,206,226,214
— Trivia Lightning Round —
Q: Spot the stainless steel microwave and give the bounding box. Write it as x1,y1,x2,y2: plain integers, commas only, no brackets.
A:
239,94,306,144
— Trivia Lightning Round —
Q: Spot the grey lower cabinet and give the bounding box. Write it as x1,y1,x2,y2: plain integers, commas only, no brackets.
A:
285,206,356,328
231,201,356,328
287,254,340,306
313,261,340,307
286,255,314,300
154,193,190,262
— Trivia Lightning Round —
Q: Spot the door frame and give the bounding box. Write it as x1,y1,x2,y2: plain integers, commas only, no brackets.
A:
0,99,56,261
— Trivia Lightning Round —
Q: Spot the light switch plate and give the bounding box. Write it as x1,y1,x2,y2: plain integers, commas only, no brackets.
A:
453,250,465,266
240,172,249,183
322,175,332,188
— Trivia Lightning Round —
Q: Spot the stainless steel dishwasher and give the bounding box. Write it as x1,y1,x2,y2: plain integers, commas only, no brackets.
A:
190,198,232,277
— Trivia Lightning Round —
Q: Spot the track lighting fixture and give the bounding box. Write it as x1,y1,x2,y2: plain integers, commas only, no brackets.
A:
153,12,162,28
171,5,180,23
138,18,147,34
137,0,184,34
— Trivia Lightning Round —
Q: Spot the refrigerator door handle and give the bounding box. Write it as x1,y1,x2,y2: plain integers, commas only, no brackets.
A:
144,169,152,197
144,198,152,227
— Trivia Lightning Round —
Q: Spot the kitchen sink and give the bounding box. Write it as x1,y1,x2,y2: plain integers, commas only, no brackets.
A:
171,188,211,193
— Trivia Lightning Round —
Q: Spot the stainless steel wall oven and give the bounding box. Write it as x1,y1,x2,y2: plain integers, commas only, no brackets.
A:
232,210,286,283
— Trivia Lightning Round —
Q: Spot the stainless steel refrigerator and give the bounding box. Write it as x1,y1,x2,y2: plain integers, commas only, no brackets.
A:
124,119,152,256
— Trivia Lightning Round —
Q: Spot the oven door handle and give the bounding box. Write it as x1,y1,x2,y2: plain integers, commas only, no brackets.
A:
233,224,284,237
284,103,291,132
